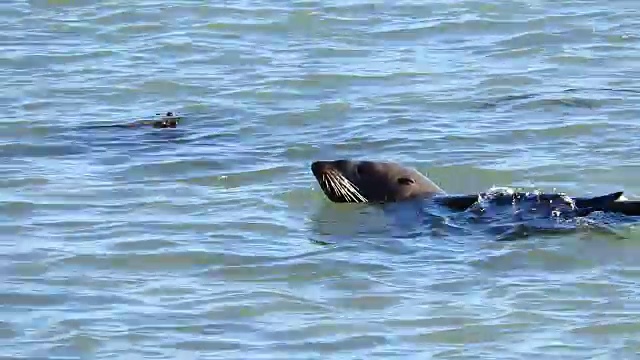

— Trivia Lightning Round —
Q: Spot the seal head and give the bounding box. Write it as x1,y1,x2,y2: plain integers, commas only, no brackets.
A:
311,159,445,203
151,112,180,128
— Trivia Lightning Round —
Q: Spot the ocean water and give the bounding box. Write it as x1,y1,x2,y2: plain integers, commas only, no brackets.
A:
2,0,640,358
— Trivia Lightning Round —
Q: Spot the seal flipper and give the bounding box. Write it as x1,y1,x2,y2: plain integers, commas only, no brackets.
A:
572,191,624,208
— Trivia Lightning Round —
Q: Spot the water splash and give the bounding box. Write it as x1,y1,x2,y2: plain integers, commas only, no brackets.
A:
458,187,620,241
475,186,578,217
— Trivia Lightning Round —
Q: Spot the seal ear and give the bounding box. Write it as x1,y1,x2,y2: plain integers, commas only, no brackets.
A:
397,177,415,186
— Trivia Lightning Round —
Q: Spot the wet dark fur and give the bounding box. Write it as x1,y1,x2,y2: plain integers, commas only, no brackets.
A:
311,159,444,203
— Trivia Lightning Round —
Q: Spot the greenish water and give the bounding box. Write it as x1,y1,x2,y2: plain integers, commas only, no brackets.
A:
2,1,640,358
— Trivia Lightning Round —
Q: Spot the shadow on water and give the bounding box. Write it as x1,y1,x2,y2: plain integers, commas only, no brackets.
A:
307,197,476,257
307,201,426,255
307,202,389,244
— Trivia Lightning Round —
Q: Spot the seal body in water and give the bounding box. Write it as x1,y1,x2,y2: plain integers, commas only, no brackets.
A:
310,159,445,203
310,159,640,216
121,111,181,129
87,112,182,129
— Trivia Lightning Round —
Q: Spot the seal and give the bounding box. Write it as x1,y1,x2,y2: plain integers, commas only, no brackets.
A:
310,159,640,216
88,112,182,129
128,111,181,129
310,159,444,203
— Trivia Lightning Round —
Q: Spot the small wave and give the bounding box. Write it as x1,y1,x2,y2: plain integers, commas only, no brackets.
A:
0,142,89,158
270,334,389,353
495,31,567,49
571,321,640,336
368,18,535,41
59,250,220,272
0,290,68,307
109,239,180,252
508,97,608,110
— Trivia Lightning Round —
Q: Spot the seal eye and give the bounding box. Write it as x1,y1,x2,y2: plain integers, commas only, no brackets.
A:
397,177,415,186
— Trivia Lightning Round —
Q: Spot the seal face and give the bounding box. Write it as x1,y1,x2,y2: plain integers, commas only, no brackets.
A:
151,112,180,128
311,159,445,203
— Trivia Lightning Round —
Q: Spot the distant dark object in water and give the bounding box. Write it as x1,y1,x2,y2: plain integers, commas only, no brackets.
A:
125,111,182,129
87,111,182,129
310,159,640,240
150,111,181,128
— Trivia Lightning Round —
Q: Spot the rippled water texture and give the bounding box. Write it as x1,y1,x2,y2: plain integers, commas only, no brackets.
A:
2,0,640,358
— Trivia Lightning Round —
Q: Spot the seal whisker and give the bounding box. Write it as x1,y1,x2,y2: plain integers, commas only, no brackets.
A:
330,174,353,202
321,174,331,193
322,173,345,201
323,173,337,196
324,172,348,202
326,172,349,201
326,170,367,203
339,175,367,203
342,180,367,202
